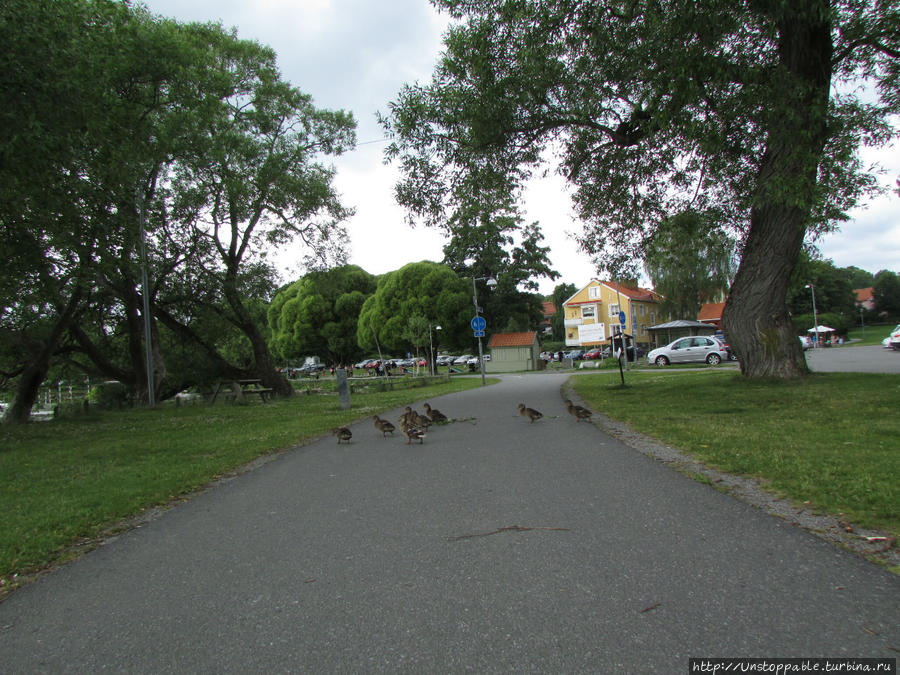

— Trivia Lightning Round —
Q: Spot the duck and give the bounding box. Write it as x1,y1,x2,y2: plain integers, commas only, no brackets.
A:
372,415,395,437
399,418,427,445
332,426,352,444
423,402,448,423
412,410,433,429
518,403,543,423
564,399,593,422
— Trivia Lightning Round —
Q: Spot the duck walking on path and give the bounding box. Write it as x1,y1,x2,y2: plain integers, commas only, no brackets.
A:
332,427,352,444
372,415,395,437
564,399,593,423
518,403,543,423
423,402,448,423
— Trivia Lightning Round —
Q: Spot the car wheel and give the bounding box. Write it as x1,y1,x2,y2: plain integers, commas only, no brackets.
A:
707,353,722,365
655,355,669,366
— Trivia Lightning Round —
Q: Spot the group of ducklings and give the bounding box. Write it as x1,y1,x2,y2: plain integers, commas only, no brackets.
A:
334,397,593,444
517,399,593,424
331,401,450,445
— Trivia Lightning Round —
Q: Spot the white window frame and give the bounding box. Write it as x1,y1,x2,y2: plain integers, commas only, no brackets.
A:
609,303,620,318
588,286,601,299
581,304,596,319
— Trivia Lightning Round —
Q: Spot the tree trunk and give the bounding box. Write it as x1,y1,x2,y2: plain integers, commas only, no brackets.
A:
4,290,83,424
723,2,832,379
222,275,292,397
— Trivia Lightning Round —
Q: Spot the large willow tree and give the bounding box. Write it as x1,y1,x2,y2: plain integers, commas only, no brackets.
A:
382,0,898,378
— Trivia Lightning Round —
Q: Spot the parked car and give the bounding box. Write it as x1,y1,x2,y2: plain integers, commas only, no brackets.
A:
647,336,729,366
888,324,900,351
436,355,456,366
453,354,474,365
798,335,812,351
563,349,585,360
583,348,603,359
600,344,644,361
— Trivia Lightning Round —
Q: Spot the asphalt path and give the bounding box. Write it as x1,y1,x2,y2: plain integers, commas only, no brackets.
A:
1,372,898,673
805,343,900,373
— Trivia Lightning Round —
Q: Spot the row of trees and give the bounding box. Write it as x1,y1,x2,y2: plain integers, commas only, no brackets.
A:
1,1,356,422
1,0,563,424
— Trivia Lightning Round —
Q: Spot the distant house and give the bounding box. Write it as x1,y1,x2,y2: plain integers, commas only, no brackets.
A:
540,301,556,335
487,331,541,372
698,301,726,330
854,287,875,312
563,280,662,348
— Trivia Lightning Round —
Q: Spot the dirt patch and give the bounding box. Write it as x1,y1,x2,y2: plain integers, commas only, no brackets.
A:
564,388,899,572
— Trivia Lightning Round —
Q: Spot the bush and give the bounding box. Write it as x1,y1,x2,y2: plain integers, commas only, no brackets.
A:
89,381,127,410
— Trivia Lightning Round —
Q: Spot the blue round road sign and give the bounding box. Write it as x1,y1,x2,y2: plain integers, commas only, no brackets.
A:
471,316,486,331
618,311,627,326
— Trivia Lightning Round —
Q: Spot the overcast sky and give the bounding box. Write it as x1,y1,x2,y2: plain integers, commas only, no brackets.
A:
140,0,899,294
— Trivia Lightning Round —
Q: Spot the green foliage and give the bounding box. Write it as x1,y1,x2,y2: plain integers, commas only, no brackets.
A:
357,262,471,354
790,312,852,337
1,2,357,413
550,283,577,340
268,265,376,365
441,205,557,333
643,211,735,319
383,0,898,378
787,252,857,316
89,381,127,410
874,270,900,318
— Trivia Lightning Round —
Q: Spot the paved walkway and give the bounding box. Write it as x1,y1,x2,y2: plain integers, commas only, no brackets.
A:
1,373,897,673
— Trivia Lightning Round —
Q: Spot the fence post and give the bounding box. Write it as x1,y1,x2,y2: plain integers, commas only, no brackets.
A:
336,369,351,410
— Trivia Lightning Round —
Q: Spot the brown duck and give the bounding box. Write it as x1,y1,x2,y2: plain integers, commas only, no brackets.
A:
332,426,352,444
372,415,395,437
423,402,448,423
564,399,593,422
518,403,543,423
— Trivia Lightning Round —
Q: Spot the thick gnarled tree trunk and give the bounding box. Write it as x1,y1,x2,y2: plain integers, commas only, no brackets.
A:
723,2,833,378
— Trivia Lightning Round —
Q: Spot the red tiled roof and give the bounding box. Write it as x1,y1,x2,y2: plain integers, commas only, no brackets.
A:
542,301,556,317
488,331,538,348
698,302,726,321
602,281,661,303
854,287,874,303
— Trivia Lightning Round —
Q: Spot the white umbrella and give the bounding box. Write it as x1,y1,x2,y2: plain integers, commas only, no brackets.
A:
807,325,835,332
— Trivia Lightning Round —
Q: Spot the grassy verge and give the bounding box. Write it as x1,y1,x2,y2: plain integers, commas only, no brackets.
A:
573,370,899,536
846,325,895,347
0,377,488,594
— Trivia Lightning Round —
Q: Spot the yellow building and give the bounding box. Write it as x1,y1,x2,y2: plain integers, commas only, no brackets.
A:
563,280,663,348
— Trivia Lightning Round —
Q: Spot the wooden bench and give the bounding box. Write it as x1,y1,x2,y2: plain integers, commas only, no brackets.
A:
210,379,275,404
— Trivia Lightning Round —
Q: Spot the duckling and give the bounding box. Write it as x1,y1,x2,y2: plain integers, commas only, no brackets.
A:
332,426,352,444
564,399,593,422
399,417,427,445
372,415,395,437
518,403,543,423
412,410,433,430
423,402,448,423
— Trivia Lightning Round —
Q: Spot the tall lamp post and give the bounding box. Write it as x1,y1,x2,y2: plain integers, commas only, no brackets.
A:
472,275,497,386
429,324,441,376
805,283,819,348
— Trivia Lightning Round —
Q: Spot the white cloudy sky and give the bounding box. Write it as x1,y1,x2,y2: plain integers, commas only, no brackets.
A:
141,0,899,294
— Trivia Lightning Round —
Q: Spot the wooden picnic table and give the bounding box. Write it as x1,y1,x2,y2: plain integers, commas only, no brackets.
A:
210,379,274,404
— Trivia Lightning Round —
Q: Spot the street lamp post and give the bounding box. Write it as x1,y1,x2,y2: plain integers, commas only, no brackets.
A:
805,283,819,348
429,324,441,376
472,276,497,386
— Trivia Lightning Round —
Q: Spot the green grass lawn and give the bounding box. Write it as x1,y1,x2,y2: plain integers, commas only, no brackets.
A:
0,377,487,594
573,370,899,537
846,325,896,347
